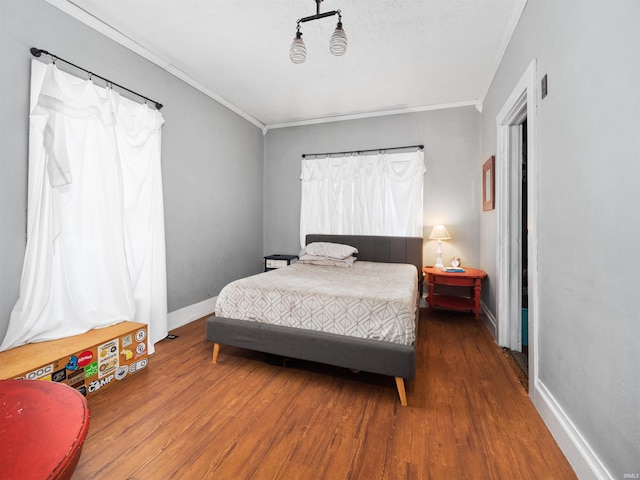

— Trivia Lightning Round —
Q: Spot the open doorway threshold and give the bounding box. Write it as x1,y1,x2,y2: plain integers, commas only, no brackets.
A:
502,347,529,392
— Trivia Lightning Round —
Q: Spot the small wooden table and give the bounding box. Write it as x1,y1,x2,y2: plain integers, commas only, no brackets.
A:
422,266,487,322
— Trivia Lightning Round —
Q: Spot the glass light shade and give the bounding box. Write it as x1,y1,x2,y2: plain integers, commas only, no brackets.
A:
290,33,307,64
428,225,451,240
329,23,347,56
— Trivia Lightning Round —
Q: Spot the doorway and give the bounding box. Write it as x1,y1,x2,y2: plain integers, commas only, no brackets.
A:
510,117,529,379
496,60,538,400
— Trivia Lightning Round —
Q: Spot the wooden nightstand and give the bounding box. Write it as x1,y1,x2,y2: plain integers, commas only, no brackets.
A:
422,266,487,322
264,254,298,272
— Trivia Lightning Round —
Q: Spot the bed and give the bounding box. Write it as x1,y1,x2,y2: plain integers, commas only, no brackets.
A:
205,234,423,406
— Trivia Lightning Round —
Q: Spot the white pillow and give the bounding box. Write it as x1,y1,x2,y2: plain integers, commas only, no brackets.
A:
299,242,358,260
297,254,356,268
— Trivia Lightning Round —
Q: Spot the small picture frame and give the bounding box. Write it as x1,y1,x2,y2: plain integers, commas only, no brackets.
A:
482,156,495,211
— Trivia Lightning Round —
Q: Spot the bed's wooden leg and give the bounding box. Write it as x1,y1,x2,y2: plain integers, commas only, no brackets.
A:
212,343,220,364
395,377,408,406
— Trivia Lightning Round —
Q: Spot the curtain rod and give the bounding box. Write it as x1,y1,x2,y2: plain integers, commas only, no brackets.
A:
301,144,423,159
30,47,163,110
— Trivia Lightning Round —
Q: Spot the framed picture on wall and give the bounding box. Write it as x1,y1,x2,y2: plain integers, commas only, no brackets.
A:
482,156,495,211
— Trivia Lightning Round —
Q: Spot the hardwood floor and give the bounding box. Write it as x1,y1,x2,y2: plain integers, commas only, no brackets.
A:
72,308,576,479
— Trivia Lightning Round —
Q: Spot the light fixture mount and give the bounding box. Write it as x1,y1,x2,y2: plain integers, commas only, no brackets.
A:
290,0,347,64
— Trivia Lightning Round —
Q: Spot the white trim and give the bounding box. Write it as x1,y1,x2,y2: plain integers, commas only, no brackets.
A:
475,0,528,112
167,297,217,331
45,0,498,134
263,100,477,132
481,301,497,338
534,380,614,480
495,59,537,392
495,60,612,480
44,0,266,131
43,0,477,134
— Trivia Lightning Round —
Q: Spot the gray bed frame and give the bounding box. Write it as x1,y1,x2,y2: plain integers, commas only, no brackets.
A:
205,234,423,406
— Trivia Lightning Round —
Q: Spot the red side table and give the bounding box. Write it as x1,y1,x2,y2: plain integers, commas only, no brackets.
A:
423,266,487,322
0,379,90,480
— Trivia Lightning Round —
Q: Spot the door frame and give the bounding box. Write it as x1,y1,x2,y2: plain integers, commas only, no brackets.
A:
495,59,539,400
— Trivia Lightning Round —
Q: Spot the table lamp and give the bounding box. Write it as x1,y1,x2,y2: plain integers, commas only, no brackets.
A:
428,225,451,269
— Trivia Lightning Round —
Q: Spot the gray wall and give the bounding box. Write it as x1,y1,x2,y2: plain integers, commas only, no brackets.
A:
0,0,264,341
263,108,481,268
480,1,640,476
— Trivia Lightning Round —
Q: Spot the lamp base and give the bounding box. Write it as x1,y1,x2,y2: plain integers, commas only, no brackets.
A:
435,240,444,269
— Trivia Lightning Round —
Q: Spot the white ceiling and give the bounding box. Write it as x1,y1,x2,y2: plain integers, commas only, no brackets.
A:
52,0,526,130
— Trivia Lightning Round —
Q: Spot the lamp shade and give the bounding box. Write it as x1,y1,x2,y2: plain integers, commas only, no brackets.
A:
428,225,451,241
290,32,307,64
329,22,347,56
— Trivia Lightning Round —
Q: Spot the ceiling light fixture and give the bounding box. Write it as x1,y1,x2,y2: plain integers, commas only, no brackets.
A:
290,0,347,64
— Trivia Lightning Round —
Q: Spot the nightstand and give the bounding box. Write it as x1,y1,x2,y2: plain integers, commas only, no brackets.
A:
422,266,487,322
264,254,298,272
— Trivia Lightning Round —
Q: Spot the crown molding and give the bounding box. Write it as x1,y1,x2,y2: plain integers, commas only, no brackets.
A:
475,0,528,112
45,0,266,130
46,0,510,135
263,100,478,133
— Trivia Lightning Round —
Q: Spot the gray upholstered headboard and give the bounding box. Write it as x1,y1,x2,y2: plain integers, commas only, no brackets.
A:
305,234,424,293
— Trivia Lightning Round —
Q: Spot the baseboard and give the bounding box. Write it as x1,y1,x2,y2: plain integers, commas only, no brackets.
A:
167,297,217,331
481,301,497,338
478,304,611,479
534,379,613,480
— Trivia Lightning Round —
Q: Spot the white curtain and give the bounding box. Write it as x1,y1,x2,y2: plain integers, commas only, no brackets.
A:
300,150,425,247
0,60,167,353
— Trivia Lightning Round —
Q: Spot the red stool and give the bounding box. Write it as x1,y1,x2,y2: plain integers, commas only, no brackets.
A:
0,379,90,480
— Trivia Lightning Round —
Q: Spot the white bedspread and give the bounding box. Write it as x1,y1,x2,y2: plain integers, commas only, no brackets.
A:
215,261,418,345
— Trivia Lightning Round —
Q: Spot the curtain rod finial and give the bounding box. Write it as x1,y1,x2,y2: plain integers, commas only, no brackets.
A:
30,47,42,57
